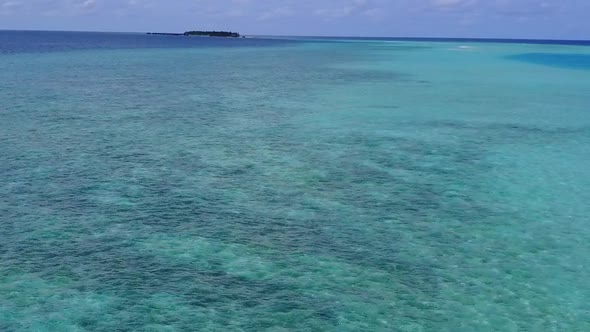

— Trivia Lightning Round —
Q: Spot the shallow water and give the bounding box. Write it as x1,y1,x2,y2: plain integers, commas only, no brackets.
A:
1,32,590,331
508,52,590,70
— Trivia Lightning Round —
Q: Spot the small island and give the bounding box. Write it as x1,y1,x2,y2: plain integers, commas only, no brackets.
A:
147,31,241,38
184,31,240,38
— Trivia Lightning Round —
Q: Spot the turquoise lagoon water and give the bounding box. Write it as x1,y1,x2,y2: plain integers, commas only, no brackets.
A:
1,31,590,331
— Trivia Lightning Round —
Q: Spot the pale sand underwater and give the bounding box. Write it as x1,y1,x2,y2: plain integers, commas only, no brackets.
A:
1,31,590,331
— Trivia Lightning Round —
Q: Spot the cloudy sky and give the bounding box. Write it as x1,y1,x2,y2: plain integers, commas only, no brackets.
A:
1,0,589,39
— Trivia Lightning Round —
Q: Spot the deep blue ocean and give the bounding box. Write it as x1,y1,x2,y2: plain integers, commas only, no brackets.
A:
1,31,590,331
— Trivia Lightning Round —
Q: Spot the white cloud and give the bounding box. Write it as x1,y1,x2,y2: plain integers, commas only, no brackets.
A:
430,0,477,9
432,0,467,6
0,0,21,15
258,7,294,21
1,1,20,8
80,0,96,9
314,0,376,19
362,7,383,18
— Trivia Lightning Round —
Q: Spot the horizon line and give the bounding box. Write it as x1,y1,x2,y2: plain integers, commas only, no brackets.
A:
1,28,589,43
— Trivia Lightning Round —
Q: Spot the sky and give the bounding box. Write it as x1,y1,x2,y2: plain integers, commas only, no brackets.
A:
0,0,589,39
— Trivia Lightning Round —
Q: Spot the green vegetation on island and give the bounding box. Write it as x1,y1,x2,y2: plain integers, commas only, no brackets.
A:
184,31,241,38
147,31,241,38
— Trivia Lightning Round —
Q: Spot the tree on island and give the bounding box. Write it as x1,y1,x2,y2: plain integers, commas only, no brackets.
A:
183,31,241,38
